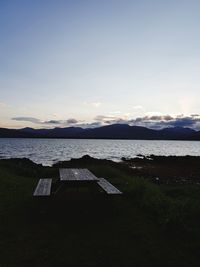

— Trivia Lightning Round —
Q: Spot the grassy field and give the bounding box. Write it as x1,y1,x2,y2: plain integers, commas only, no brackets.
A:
1,157,200,267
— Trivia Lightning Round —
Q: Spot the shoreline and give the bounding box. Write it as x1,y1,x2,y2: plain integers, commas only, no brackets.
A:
1,154,200,185
1,137,200,141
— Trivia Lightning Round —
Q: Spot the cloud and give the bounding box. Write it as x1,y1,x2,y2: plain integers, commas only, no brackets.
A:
12,117,80,126
83,102,102,108
95,115,113,121
109,111,122,115
91,102,102,108
12,117,41,124
191,114,200,118
128,115,200,129
76,122,102,128
132,115,173,122
162,116,200,128
94,114,130,126
44,120,62,124
66,118,78,124
132,105,146,113
0,102,10,109
93,114,200,130
12,114,200,130
133,105,144,110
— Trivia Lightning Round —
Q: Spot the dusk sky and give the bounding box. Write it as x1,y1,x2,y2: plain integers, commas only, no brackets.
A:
1,0,200,129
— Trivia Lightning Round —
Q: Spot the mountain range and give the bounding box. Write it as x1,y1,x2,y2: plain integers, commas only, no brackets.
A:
0,124,200,140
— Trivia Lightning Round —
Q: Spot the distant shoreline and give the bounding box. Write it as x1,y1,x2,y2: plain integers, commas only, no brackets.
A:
1,124,200,140
0,137,200,141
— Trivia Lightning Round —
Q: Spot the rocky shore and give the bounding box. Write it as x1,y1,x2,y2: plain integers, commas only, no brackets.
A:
121,155,200,185
1,154,200,185
52,154,200,185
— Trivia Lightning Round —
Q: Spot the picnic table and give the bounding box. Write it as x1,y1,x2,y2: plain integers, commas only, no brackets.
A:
59,168,99,182
33,168,122,197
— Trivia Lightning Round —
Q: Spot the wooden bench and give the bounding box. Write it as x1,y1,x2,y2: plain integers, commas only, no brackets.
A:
33,178,52,196
97,178,122,195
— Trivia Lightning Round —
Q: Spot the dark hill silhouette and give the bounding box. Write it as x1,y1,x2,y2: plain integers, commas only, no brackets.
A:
0,128,34,138
0,124,200,140
159,127,196,140
19,126,84,138
80,124,159,139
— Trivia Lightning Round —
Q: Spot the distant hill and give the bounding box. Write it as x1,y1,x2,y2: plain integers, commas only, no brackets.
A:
19,127,84,138
0,124,200,140
0,128,34,138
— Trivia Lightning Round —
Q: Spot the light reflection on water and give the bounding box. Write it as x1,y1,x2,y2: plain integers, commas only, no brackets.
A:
0,138,200,166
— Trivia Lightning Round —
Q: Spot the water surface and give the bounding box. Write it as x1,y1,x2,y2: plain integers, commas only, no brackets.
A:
0,138,200,166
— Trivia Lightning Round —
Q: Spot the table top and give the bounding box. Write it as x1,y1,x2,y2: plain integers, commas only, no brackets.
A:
59,168,99,181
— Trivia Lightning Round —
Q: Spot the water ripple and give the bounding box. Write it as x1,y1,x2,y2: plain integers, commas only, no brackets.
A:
0,138,200,166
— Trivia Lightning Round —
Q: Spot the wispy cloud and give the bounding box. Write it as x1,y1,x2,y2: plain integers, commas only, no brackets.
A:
133,105,143,109
95,115,116,121
0,101,9,109
83,102,102,108
75,122,102,128
12,117,79,126
132,105,145,112
12,117,41,124
94,114,131,126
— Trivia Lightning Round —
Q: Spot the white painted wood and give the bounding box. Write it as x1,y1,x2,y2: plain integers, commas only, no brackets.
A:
59,169,74,181
33,178,52,196
97,178,122,194
59,168,99,181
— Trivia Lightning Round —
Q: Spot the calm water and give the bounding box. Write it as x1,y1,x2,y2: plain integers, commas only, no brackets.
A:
0,138,200,166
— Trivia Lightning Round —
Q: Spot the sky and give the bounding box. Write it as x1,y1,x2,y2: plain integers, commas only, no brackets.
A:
1,0,200,129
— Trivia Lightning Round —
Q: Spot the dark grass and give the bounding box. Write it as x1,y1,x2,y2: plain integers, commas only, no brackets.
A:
1,157,200,267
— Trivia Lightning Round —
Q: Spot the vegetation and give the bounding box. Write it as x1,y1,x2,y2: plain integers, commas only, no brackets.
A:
1,157,200,267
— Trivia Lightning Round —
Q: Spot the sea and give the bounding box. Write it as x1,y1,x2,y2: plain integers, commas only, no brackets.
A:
0,138,200,166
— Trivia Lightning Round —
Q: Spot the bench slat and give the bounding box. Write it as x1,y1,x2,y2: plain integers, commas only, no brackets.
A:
97,178,122,195
33,178,52,196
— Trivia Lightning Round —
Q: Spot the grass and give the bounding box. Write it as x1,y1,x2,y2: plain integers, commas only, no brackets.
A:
1,157,200,267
